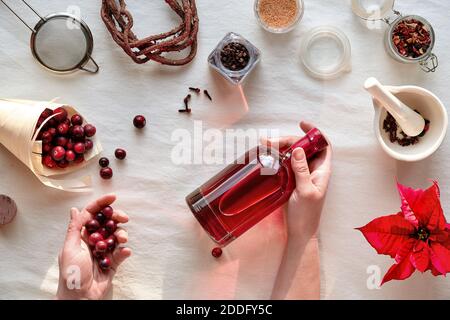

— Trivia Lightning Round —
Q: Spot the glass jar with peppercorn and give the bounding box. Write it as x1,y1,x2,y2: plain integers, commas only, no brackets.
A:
352,0,438,72
208,32,261,85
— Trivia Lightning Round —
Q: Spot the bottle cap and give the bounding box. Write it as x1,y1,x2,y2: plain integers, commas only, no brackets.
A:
306,128,329,153
289,128,329,158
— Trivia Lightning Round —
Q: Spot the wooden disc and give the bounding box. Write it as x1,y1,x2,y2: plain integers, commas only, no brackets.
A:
0,195,17,225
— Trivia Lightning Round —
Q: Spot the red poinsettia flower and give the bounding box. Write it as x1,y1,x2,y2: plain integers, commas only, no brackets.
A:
357,181,450,285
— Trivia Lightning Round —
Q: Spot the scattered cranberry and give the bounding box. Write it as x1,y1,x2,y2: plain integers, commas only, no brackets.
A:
71,114,83,126
84,124,96,137
102,206,113,219
88,232,103,247
65,150,76,162
51,146,66,161
115,148,126,160
85,139,93,151
99,257,111,271
100,167,113,180
95,240,107,253
105,220,117,234
57,123,69,135
71,125,84,139
86,219,100,233
105,236,116,251
43,155,57,169
73,142,86,154
211,247,223,258
133,115,146,129
53,107,68,122
95,212,107,225
55,136,68,147
99,157,109,168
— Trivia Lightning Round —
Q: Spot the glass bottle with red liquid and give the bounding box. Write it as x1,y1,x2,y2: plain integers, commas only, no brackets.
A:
186,128,328,247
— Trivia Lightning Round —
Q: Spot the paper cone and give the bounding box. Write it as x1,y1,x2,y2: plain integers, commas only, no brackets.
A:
0,99,102,192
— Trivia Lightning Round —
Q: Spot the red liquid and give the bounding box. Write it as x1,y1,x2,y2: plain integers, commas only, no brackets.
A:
186,128,328,246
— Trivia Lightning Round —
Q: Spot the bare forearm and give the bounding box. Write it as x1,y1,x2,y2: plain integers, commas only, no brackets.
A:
271,236,320,300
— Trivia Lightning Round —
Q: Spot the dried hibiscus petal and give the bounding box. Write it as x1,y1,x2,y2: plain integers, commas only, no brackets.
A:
392,18,432,59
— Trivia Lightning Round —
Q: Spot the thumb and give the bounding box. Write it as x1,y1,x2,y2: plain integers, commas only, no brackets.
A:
291,148,313,194
64,207,83,248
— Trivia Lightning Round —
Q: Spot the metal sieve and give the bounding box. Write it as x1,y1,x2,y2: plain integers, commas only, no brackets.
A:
1,0,99,74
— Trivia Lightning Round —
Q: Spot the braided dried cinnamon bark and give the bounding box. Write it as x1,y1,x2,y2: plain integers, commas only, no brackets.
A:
101,0,199,66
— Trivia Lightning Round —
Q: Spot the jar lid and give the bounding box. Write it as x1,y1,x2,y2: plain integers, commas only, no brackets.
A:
300,26,351,80
351,0,395,21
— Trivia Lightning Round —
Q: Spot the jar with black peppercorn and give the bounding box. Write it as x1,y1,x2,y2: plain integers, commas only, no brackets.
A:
352,0,438,72
208,32,261,85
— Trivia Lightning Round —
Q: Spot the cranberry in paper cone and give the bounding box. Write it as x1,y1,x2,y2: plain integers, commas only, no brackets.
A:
0,99,102,192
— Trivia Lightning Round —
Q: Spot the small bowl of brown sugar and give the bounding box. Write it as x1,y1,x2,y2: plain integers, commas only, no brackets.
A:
255,0,304,33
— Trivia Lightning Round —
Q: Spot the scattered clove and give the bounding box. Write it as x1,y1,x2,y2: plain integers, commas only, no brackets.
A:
189,87,201,94
184,94,192,108
204,90,212,101
179,94,192,113
178,89,213,114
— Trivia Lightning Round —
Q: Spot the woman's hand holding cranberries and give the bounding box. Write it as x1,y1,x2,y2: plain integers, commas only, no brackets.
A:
56,194,131,300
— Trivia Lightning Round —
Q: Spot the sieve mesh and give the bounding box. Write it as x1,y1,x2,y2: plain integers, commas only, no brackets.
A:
32,16,89,71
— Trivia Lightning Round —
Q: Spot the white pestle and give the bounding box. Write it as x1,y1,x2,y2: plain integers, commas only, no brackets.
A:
364,77,425,137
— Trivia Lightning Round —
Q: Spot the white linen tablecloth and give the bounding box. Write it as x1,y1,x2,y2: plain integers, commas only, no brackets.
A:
0,0,449,299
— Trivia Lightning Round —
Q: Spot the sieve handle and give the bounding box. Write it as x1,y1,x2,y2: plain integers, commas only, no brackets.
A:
0,0,44,33
79,55,100,74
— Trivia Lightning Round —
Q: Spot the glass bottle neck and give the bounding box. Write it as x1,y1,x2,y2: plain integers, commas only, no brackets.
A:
281,128,328,162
